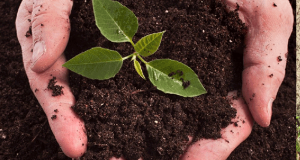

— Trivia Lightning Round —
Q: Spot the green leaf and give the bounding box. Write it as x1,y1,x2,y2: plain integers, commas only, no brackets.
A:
134,31,165,57
134,59,146,79
146,59,206,97
63,47,123,80
92,0,138,43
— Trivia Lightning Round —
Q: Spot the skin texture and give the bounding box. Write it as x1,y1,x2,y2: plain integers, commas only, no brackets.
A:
16,0,87,158
15,0,293,159
224,0,293,127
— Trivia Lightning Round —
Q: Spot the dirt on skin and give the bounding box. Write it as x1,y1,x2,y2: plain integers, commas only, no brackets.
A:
0,0,296,160
47,76,64,97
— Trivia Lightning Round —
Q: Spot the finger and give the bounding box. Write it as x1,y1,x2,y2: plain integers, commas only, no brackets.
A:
16,1,87,158
28,55,87,158
16,0,33,64
180,91,253,160
242,0,293,127
30,0,73,73
28,56,87,158
223,0,293,127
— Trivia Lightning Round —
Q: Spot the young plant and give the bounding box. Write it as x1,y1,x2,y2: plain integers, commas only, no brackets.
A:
63,0,206,97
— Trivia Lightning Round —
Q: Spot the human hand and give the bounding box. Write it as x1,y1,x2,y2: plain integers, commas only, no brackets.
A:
224,0,293,128
16,0,87,158
180,0,293,159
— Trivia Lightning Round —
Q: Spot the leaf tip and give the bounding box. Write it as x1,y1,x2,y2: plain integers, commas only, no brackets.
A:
62,62,68,68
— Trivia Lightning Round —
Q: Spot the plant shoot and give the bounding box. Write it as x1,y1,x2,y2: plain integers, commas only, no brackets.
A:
63,0,206,97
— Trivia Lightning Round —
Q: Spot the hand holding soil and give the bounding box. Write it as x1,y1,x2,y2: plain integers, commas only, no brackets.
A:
15,0,293,159
181,0,293,159
15,0,87,158
224,0,293,127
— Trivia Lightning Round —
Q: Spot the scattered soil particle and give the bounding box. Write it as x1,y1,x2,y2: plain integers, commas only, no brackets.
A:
235,3,240,11
269,74,274,78
51,115,57,120
234,122,239,127
182,80,190,89
47,77,64,96
273,3,277,7
25,26,32,37
168,72,175,77
278,56,282,61
176,70,183,76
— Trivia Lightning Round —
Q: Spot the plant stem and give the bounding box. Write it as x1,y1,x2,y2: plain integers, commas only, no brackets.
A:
122,53,134,61
137,54,148,64
129,39,135,47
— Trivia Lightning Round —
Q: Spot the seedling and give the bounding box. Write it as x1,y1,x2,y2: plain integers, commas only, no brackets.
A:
63,0,206,97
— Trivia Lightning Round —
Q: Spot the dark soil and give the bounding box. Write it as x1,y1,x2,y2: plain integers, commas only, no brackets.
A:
48,77,64,97
0,0,296,160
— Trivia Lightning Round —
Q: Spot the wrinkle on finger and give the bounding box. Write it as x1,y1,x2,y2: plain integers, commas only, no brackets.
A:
16,0,33,57
30,0,73,73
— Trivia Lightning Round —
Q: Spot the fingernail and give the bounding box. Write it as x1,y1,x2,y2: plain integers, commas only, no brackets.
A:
31,41,45,66
266,98,274,125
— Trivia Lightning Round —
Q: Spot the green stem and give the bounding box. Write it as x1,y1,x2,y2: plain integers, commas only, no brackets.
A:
137,54,148,64
122,53,134,61
129,39,135,47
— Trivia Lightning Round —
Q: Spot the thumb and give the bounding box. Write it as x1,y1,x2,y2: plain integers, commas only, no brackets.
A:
224,0,293,127
16,0,87,157
31,0,72,73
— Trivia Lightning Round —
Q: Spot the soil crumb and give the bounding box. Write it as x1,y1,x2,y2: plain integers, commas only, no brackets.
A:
47,77,64,96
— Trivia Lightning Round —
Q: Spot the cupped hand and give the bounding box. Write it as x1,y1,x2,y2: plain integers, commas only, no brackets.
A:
181,0,293,159
224,0,293,127
16,0,87,158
